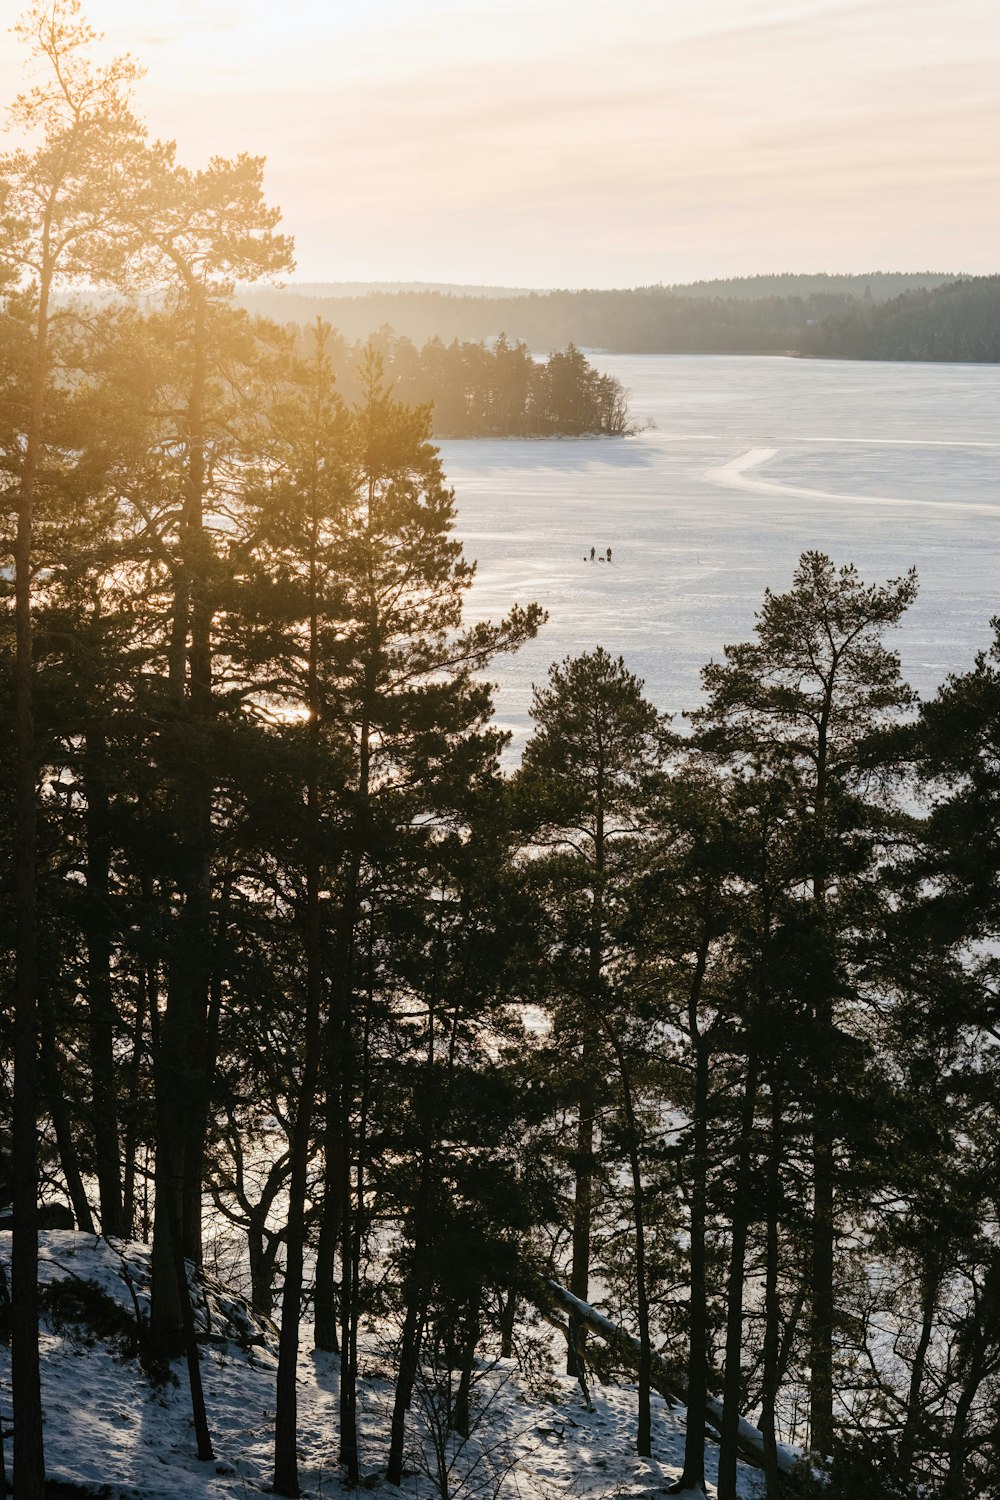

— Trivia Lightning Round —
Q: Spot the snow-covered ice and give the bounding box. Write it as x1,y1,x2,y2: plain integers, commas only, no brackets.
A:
443,354,1000,749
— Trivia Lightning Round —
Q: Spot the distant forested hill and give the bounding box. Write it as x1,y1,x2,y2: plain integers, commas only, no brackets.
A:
659,271,957,301
237,271,992,360
801,276,1000,362
277,280,537,299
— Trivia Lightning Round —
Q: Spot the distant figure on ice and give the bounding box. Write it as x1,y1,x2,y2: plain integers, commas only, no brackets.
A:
590,546,595,560
607,546,612,562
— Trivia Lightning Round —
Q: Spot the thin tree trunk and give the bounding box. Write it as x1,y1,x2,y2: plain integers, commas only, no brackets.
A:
37,983,95,1235
604,1024,652,1456
122,965,151,1237
338,1074,360,1484
627,1105,652,1454
312,1094,342,1352
337,937,363,1485
452,1291,481,1440
677,930,712,1495
942,1264,999,1500
570,785,605,1374
387,1292,427,1485
152,292,213,1347
568,1054,595,1376
944,1366,983,1500
717,1056,759,1500
11,250,51,1500
317,668,371,1361
150,1008,186,1353
387,1040,438,1485
169,1194,213,1461
808,723,836,1459
809,1116,835,1456
336,687,373,1485
898,1259,940,1483
177,291,213,1270
274,439,328,1496
272,926,322,1494
84,723,125,1236
760,1084,783,1500
499,1290,517,1361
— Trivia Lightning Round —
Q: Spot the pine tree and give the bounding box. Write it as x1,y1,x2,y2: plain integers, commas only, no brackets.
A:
514,647,669,1447
0,6,144,1489
693,551,917,1457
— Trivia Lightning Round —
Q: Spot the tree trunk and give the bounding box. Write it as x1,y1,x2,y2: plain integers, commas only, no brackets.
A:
499,1290,517,1360
452,1291,481,1440
37,984,95,1236
898,1258,940,1483
568,1052,595,1377
274,529,327,1497
339,1085,360,1484
570,792,605,1375
312,1101,342,1352
152,292,214,1348
272,956,322,1495
178,292,214,1270
605,1025,652,1456
387,1129,437,1483
942,1262,999,1500
809,1116,835,1456
11,253,51,1500
677,932,712,1494
121,965,151,1237
150,1006,187,1354
84,723,125,1236
387,1292,426,1485
760,1084,783,1500
318,668,370,1362
717,1057,759,1500
944,1368,981,1500
169,1195,213,1462
808,729,836,1460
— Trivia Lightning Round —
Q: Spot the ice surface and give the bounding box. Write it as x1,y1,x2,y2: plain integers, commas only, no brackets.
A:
442,354,1000,750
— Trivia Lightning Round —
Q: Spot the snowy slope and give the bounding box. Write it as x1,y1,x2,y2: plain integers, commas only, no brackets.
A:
0,1232,765,1499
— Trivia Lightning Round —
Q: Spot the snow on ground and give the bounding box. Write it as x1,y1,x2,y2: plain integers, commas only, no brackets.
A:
0,1232,765,1499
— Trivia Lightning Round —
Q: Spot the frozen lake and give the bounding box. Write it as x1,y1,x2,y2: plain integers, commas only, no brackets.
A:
439,354,1000,745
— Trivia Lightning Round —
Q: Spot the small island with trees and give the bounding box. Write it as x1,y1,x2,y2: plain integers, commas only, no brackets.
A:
300,328,633,438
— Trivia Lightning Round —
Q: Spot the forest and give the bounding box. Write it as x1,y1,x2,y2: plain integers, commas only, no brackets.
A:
3,6,1000,1500
240,274,994,362
798,277,1000,362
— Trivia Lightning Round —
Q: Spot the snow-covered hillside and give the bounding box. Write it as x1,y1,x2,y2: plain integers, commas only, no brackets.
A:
0,1233,766,1499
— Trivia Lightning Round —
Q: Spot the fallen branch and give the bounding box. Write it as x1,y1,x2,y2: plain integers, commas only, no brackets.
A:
541,1280,801,1477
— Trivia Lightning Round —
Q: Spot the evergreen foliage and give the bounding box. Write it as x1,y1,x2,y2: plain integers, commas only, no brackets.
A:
4,9,1000,1500
292,328,633,437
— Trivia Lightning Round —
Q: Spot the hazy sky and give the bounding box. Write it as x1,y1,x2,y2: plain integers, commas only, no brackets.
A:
3,0,999,286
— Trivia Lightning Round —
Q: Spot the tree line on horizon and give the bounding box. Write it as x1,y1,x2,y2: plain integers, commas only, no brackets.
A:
4,7,1000,1500
241,275,1000,364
